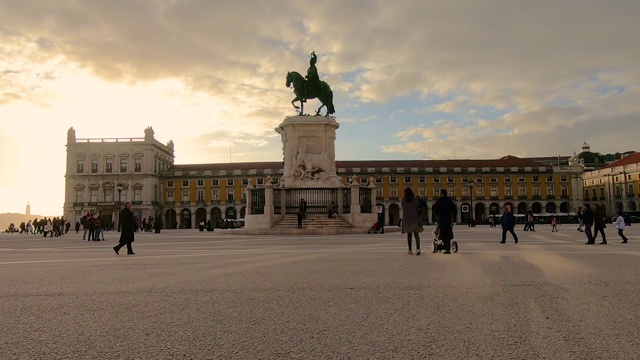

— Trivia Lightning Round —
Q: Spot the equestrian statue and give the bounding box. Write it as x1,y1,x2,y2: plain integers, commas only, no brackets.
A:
286,51,335,116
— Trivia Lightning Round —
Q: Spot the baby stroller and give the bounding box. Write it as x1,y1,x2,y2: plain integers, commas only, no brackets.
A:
431,224,458,253
367,222,383,234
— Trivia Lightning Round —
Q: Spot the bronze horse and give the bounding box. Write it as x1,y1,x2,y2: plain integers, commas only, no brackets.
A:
286,71,335,116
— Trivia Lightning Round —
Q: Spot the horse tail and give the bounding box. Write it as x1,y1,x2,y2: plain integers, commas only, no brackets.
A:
319,81,335,115
327,90,335,114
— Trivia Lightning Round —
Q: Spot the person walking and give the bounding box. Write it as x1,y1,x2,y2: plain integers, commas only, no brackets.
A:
44,218,53,237
297,210,303,229
327,202,335,218
582,204,595,245
500,204,519,244
81,213,90,240
551,216,558,232
299,199,307,219
576,208,584,232
593,204,607,244
401,188,423,255
87,215,96,241
94,215,104,241
377,212,385,234
113,202,136,255
154,216,163,233
615,211,629,243
523,211,531,231
433,188,455,254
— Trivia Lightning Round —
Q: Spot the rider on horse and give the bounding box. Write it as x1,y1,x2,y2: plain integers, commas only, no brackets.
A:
304,52,320,100
286,52,335,116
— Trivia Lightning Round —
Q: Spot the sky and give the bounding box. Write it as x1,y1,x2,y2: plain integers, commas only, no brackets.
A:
1,0,639,216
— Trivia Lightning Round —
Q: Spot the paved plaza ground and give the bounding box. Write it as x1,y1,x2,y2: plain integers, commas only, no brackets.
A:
1,224,639,359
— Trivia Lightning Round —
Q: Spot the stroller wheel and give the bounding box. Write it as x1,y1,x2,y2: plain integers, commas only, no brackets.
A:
451,241,458,253
431,242,437,253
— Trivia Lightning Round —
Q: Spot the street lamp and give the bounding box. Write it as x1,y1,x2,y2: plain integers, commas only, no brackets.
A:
468,181,474,226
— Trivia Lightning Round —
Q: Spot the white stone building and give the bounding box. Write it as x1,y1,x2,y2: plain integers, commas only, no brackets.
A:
63,127,174,227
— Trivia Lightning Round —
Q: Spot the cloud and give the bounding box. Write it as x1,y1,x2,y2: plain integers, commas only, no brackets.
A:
3,0,640,120
341,115,377,124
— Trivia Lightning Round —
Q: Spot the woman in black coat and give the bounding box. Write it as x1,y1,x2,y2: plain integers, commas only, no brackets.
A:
113,202,136,255
593,204,607,244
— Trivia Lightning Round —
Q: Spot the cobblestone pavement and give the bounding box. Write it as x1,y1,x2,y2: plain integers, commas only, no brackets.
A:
1,225,639,359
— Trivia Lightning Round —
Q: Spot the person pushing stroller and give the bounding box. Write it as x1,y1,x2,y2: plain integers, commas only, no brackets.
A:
433,189,455,254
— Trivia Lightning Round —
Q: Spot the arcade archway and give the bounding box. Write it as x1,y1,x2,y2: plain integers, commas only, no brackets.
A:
532,202,542,214
545,202,556,213
474,203,486,222
210,207,222,228
389,203,400,226
165,209,177,229
517,202,527,215
180,208,191,229
195,207,207,227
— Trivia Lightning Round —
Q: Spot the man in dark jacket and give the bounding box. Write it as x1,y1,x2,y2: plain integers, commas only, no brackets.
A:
113,202,136,255
500,204,519,244
81,212,90,240
582,203,595,245
154,215,163,233
433,189,455,254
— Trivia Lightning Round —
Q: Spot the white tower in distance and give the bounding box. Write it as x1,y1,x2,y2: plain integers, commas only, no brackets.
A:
26,202,31,216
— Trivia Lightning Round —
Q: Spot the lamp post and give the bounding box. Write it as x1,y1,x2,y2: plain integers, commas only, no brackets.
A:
468,181,474,227
116,183,124,232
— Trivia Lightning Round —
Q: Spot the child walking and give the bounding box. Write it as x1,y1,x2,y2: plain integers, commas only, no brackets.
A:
615,211,629,243
551,216,558,232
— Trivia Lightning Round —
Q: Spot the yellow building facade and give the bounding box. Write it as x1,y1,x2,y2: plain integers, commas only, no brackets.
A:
582,152,640,217
160,156,584,228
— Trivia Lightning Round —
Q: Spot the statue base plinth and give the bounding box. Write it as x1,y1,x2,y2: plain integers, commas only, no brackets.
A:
276,115,341,188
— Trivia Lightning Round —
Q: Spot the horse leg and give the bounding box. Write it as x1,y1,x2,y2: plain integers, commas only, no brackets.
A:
294,90,305,115
315,104,325,116
292,97,305,115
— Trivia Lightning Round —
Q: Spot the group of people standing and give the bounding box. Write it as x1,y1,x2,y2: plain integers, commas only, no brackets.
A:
142,216,163,233
79,212,106,241
580,204,628,245
7,218,70,237
401,188,455,255
199,219,214,232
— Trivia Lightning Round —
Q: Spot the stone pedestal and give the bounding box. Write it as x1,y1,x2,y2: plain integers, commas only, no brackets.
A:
244,115,376,233
275,116,342,188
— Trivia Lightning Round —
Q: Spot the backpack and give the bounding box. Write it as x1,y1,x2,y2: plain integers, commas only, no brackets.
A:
80,216,87,225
